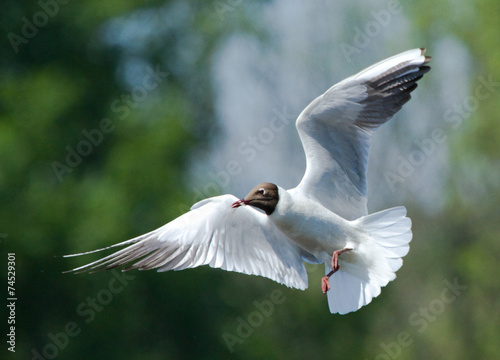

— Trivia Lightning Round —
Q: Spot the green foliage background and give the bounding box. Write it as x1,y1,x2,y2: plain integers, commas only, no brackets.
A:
1,1,499,359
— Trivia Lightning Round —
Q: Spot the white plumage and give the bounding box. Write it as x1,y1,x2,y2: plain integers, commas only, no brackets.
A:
65,48,431,314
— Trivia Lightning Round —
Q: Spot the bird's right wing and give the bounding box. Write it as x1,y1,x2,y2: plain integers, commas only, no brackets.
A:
64,195,309,290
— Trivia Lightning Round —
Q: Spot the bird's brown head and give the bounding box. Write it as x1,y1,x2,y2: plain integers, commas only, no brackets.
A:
231,182,279,215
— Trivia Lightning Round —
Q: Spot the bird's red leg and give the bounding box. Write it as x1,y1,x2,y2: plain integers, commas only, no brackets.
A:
321,248,352,294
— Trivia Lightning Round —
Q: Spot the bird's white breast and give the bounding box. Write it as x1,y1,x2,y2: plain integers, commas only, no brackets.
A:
269,188,365,262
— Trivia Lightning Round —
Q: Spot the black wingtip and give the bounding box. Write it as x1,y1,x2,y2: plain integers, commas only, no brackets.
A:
419,48,432,63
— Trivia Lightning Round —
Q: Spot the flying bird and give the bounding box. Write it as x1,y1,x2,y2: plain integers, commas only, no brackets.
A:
65,48,431,314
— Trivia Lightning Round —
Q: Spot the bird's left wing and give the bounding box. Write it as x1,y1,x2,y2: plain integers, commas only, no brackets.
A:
64,195,309,290
293,48,431,220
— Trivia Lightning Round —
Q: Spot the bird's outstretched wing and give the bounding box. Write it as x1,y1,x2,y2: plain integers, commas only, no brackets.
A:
294,48,431,220
64,195,309,290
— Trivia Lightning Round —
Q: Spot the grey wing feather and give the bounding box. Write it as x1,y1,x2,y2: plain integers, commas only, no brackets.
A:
293,48,430,220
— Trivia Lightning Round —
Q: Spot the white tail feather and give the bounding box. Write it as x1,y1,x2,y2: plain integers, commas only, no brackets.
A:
327,206,412,314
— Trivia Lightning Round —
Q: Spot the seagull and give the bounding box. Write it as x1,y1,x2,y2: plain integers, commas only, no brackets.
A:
65,48,431,314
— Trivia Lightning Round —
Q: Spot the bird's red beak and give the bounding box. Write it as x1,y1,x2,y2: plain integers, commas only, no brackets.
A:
231,199,249,208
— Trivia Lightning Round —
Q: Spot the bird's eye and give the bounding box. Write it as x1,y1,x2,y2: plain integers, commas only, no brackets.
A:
258,188,266,195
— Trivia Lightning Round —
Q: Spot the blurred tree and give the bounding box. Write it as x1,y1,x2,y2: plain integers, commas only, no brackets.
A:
400,1,500,359
0,1,270,359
